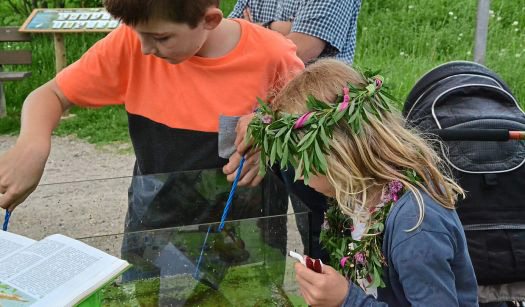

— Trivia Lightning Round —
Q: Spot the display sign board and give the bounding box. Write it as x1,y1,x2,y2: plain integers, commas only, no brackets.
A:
19,8,121,33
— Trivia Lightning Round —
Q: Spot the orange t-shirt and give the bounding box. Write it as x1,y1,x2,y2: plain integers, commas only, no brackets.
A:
56,19,304,173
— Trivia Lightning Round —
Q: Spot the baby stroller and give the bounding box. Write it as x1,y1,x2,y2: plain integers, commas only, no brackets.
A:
402,61,525,304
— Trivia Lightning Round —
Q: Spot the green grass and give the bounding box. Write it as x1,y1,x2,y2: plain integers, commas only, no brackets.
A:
353,1,525,111
1,0,524,144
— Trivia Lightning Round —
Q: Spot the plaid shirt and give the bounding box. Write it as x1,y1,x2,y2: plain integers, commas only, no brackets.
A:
229,0,361,64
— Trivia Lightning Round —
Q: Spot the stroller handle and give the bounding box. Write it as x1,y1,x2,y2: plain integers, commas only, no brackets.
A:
428,129,525,141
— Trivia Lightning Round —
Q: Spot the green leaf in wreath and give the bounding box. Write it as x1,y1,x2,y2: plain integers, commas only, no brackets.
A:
297,130,315,148
366,84,376,96
299,129,318,152
275,126,287,138
257,97,271,113
372,266,381,288
303,150,311,174
284,127,293,145
270,141,277,165
276,137,283,157
320,125,330,147
333,107,346,122
371,254,381,267
315,140,328,173
281,145,289,169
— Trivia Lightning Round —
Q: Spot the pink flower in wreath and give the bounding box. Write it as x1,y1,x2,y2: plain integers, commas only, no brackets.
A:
354,252,365,264
293,112,315,129
338,87,351,112
340,256,350,268
383,180,403,203
262,115,273,124
389,180,403,194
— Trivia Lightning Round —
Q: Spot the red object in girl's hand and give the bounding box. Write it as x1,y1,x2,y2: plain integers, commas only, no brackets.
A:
313,258,323,273
305,256,314,270
305,256,323,273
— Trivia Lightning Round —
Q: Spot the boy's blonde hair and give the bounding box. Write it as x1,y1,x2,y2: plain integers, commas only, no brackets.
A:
272,59,464,229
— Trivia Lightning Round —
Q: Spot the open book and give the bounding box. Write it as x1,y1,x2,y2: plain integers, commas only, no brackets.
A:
0,231,130,306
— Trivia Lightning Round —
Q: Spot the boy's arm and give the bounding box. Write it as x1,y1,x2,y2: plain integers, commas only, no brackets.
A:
0,25,131,209
239,8,325,63
0,79,72,211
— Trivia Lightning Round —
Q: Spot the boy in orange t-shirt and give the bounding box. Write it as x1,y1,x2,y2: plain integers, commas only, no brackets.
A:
0,0,302,214
0,0,303,285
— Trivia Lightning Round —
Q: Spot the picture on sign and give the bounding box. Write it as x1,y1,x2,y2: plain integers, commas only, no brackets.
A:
22,9,121,32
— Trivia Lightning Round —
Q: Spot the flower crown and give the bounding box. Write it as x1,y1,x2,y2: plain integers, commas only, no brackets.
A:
247,70,398,184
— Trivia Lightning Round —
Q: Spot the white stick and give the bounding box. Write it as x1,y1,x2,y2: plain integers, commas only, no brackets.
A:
288,250,306,266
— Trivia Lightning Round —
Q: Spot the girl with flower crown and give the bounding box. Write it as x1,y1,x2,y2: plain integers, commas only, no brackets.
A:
248,59,479,306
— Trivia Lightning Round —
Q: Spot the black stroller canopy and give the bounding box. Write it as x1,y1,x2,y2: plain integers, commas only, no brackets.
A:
403,61,525,174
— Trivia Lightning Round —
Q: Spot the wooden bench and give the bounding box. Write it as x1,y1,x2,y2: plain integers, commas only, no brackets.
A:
0,27,32,118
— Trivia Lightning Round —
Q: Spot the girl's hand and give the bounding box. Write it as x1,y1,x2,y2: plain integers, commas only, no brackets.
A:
295,262,349,307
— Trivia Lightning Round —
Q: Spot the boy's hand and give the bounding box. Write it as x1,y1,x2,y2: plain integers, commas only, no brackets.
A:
0,140,49,211
223,113,263,187
223,150,263,187
295,263,349,307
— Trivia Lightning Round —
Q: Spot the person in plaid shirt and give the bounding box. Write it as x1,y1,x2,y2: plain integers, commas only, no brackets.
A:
228,0,361,64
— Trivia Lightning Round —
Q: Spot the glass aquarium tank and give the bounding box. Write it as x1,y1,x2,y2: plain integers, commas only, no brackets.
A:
11,169,311,306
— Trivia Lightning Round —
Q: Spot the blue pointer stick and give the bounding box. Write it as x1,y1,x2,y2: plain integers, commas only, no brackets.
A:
194,155,246,280
3,210,11,231
217,155,246,232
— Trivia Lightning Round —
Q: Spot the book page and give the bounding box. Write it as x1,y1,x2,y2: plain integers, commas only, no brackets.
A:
0,234,128,306
0,232,37,304
0,231,35,261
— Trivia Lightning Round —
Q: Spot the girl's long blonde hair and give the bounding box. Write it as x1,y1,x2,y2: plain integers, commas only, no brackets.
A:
272,59,464,229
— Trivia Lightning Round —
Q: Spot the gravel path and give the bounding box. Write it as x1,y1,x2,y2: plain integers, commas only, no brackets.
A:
0,135,135,241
